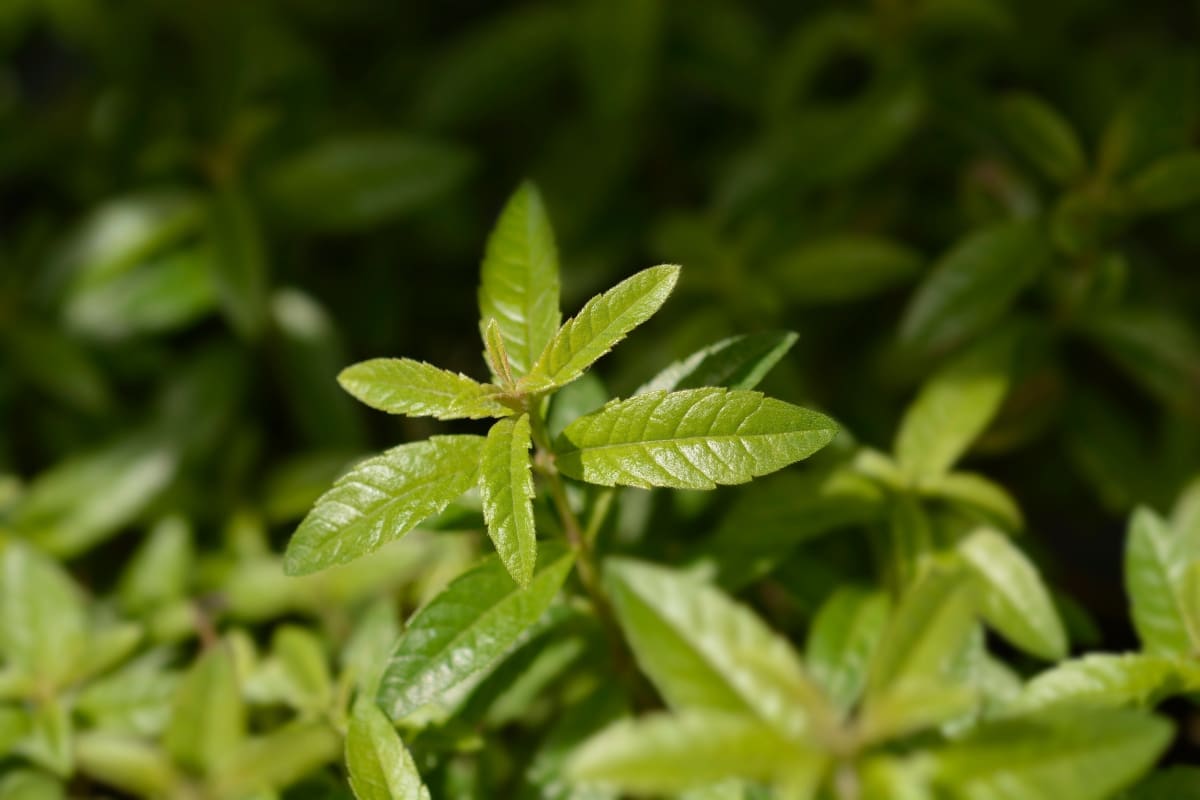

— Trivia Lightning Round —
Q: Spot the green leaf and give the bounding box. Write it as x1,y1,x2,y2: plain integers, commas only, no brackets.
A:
272,625,333,712
377,547,574,721
76,651,179,737
899,222,1049,355
522,265,680,391
208,182,268,341
63,245,217,340
265,134,474,231
117,516,193,614
164,642,245,777
567,711,813,795
342,599,400,698
337,358,512,420
284,435,484,575
1123,767,1200,799
1127,151,1200,213
0,541,86,688
806,587,891,714
998,93,1087,185
18,697,73,777
895,328,1019,480
1080,307,1200,414
1012,653,1200,714
12,432,180,557
0,769,66,800
1125,506,1199,655
932,707,1172,800
0,318,111,413
74,732,177,798
215,721,341,796
769,235,923,304
636,331,798,394
478,182,561,378
604,558,829,740
859,683,979,745
920,471,1024,531
479,414,538,586
958,529,1067,661
556,388,839,490
346,701,431,800
866,563,978,705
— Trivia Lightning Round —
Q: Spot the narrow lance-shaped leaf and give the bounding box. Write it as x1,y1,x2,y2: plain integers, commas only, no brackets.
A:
895,328,1019,481
1011,653,1200,714
567,711,813,795
932,707,1172,800
636,331,798,394
1125,506,1199,655
0,542,87,688
377,547,574,721
164,643,244,777
522,264,680,391
478,182,561,377
805,587,891,713
480,414,538,586
556,388,838,490
345,701,431,800
998,93,1087,185
957,528,1067,661
284,435,484,576
899,222,1049,356
603,558,832,741
338,358,512,420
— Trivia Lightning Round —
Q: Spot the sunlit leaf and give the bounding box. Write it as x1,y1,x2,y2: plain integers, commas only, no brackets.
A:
164,642,245,777
1011,653,1200,714
0,541,86,688
346,701,430,800
556,388,838,489
806,587,890,713
479,414,538,586
1125,506,1198,655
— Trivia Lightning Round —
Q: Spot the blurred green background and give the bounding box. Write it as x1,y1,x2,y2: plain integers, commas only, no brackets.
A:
2,0,1200,791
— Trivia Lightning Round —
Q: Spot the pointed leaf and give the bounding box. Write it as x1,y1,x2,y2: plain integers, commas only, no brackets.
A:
998,93,1087,185
806,587,891,713
346,701,430,800
480,415,538,586
958,529,1067,661
769,235,923,304
74,732,177,798
636,331,798,394
867,563,978,704
338,358,512,420
377,547,574,721
556,388,838,489
215,721,341,796
0,542,86,688
478,182,561,377
117,516,193,614
284,435,484,575
604,558,830,740
1125,506,1199,655
208,183,268,340
522,265,680,391
899,222,1049,355
1127,151,1200,213
568,711,813,795
932,707,1172,800
921,472,1023,531
1012,653,1200,714
164,643,244,777
895,329,1019,480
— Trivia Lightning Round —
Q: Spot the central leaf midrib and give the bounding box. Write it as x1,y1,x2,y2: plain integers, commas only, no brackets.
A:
562,428,818,455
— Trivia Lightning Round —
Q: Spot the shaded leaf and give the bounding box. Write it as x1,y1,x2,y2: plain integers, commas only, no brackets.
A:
999,93,1087,184
377,547,574,721
208,182,268,340
899,222,1049,355
284,435,484,575
637,331,798,394
1127,151,1200,213
164,643,245,776
806,587,890,713
556,388,838,490
769,236,922,304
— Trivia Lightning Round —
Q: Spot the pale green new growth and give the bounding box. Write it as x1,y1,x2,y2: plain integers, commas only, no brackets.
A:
604,558,829,741
567,710,807,794
522,264,680,392
1125,506,1200,655
164,643,244,777
478,182,561,378
284,435,484,575
958,529,1067,661
346,701,431,800
377,548,574,722
480,414,538,586
805,587,891,713
556,388,838,490
337,358,512,420
1012,653,1200,714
